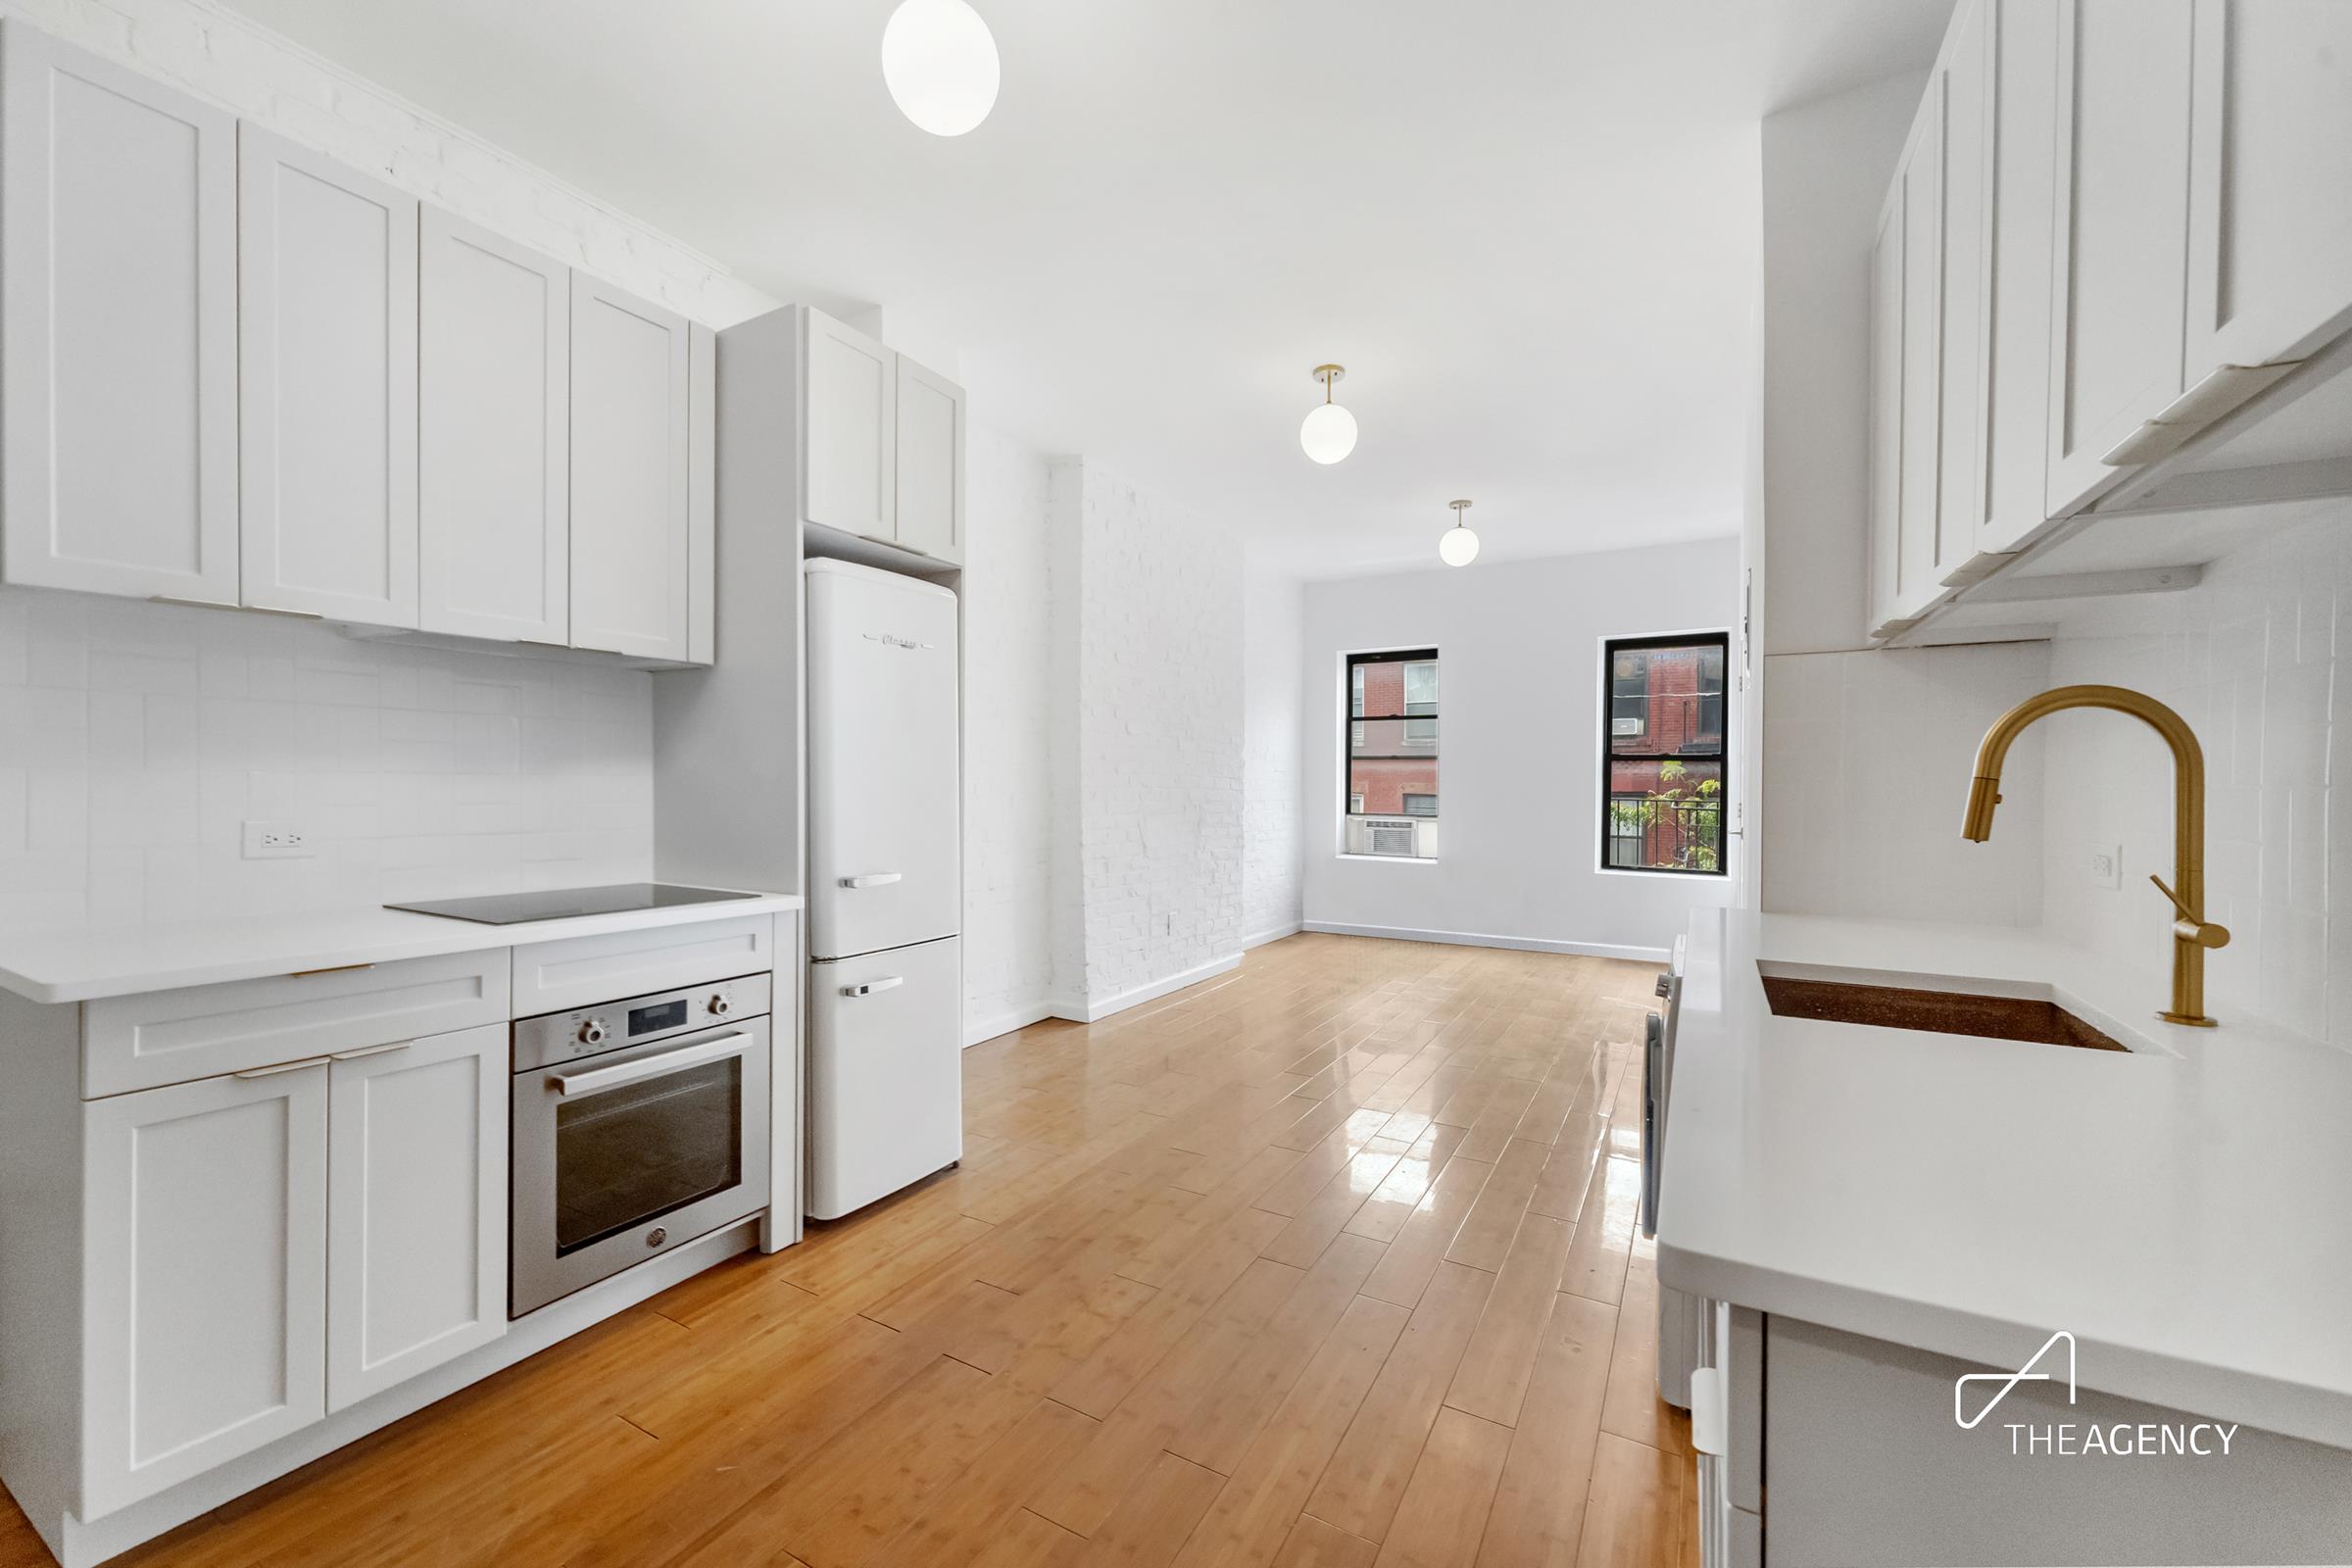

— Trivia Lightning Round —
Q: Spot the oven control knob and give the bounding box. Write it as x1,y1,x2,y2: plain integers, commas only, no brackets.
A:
577,1017,609,1046
707,993,732,1018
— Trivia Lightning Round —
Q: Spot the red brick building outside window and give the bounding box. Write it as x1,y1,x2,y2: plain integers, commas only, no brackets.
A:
1603,634,1728,874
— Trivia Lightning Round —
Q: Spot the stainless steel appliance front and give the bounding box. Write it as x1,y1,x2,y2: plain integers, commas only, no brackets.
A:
511,975,771,1316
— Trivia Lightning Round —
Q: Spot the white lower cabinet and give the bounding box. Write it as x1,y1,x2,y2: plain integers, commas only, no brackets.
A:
80,1023,508,1517
81,1063,330,1520
325,1025,507,1412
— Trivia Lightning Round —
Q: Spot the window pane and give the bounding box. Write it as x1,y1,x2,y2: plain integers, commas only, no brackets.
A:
1403,662,1438,715
1346,651,1438,835
1604,758,1726,871
1608,641,1724,760
1349,655,1433,719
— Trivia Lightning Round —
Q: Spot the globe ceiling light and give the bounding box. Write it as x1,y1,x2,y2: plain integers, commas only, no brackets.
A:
1299,365,1358,465
1439,499,1481,566
882,0,1002,138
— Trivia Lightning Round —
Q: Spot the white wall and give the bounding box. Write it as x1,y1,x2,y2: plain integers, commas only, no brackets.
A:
1242,561,1305,949
1299,539,1740,961
0,590,652,928
959,429,1056,1042
1750,68,2062,927
1059,465,1248,1013
1758,71,1927,658
1761,643,2048,926
2040,507,2350,1047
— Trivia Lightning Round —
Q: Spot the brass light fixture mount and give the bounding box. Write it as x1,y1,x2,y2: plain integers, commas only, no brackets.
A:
1313,364,1347,394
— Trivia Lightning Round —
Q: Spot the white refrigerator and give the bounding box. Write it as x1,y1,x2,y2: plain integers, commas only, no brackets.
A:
804,558,962,1220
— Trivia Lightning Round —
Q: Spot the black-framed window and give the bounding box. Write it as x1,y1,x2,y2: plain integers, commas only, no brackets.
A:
1345,649,1439,853
1602,633,1728,876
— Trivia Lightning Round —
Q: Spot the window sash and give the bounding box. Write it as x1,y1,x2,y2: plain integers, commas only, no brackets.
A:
1600,633,1729,876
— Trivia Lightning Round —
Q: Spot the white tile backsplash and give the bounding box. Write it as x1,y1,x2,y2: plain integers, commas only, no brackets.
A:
0,588,654,929
1762,640,2052,926
2041,502,2350,1047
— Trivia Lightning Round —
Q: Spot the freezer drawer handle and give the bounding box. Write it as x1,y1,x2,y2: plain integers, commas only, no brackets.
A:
842,976,905,999
840,872,903,890
553,1032,753,1098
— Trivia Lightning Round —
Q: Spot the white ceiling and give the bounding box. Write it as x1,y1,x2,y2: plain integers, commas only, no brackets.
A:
225,0,1952,576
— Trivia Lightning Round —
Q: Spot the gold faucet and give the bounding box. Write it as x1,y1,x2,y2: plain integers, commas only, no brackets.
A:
1960,684,2229,1027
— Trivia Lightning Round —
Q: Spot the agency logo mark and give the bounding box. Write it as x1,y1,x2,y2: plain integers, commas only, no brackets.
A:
1954,1330,2076,1430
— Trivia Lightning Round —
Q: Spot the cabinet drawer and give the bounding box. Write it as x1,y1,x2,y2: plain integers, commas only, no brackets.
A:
511,915,774,1015
82,952,511,1099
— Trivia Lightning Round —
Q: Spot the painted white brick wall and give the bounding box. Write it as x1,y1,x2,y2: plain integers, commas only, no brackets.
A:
1,0,778,326
1072,466,1247,1006
2040,504,2350,1047
1242,559,1305,947
0,589,653,927
960,429,1056,1040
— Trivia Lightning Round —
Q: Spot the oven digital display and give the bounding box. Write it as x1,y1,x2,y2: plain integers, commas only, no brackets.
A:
629,998,689,1035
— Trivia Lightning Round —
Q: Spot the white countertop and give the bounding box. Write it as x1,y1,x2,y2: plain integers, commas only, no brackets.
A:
0,891,805,1004
1656,909,2352,1450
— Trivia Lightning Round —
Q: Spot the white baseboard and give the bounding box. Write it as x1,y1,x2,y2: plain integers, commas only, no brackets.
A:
1301,920,1669,964
1054,952,1246,1024
1243,920,1302,951
962,1001,1057,1049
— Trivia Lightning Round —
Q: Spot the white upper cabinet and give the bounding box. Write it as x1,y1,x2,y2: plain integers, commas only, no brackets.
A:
895,356,967,564
419,209,571,645
1973,0,2061,561
2042,0,2196,515
805,309,898,540
326,1025,506,1413
0,25,239,605
569,275,692,661
81,1063,329,1519
237,128,419,627
2182,0,2352,375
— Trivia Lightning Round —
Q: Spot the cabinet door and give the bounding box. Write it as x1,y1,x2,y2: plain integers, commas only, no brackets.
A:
570,275,690,660
1932,2,1991,586
2043,0,2196,514
326,1025,506,1412
0,24,238,605
82,1063,328,1518
804,309,897,541
1866,199,1905,636
419,209,570,644
1975,0,2062,559
2182,0,2352,374
237,127,418,627
894,356,966,564
1893,98,1943,618
687,321,717,665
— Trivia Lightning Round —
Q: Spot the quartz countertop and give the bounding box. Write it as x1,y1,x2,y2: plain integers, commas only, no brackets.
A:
0,890,805,1004
1656,909,2352,1450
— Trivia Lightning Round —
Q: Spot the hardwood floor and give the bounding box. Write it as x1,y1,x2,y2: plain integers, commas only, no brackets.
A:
1,932,1697,1568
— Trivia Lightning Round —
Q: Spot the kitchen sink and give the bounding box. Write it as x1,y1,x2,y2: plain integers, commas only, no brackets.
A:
1760,972,2131,1052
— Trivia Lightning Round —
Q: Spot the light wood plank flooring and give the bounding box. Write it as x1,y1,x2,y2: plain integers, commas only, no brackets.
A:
1,932,1696,1568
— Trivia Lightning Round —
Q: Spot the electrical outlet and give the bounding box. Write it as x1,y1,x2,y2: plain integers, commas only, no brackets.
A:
2085,844,2123,891
242,820,314,859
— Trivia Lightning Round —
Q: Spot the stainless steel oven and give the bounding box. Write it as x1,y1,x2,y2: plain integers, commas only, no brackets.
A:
510,974,771,1316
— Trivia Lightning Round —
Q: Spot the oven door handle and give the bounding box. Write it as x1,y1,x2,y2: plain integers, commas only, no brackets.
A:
552,1030,754,1099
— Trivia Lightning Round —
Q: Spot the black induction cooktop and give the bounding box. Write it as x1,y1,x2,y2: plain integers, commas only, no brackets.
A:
386,883,761,925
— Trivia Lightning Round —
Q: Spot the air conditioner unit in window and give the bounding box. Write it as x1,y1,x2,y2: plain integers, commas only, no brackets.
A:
1613,717,1645,736
1366,820,1417,857
1346,816,1437,858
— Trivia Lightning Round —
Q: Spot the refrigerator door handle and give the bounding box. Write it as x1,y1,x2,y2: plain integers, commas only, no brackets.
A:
839,872,904,890
842,976,906,999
